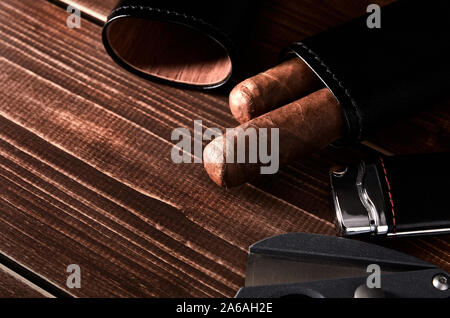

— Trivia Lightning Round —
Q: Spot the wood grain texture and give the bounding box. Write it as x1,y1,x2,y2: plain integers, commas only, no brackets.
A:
0,0,333,297
0,264,52,298
0,0,448,298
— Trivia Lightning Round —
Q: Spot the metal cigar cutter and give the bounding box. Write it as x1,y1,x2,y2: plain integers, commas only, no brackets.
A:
330,153,450,238
236,233,449,298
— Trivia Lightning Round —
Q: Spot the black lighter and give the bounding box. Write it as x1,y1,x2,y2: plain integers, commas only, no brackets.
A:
330,153,450,237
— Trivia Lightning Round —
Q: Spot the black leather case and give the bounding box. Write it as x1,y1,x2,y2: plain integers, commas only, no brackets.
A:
282,0,450,145
377,153,450,235
102,0,252,89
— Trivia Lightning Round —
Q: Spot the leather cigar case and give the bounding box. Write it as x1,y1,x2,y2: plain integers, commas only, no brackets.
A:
331,152,450,238
103,0,450,145
282,0,450,144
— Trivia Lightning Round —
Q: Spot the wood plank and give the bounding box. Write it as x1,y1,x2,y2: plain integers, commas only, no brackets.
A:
0,0,447,298
57,0,450,155
0,264,52,298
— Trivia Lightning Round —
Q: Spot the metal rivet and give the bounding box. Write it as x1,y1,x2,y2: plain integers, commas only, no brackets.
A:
432,274,449,291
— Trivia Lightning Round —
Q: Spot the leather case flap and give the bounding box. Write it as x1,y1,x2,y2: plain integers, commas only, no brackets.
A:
103,0,252,89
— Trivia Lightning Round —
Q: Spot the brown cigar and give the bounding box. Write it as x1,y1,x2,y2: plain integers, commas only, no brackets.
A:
204,88,345,187
229,58,322,124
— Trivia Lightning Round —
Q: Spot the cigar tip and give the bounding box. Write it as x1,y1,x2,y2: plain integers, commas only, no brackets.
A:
203,138,226,187
229,81,256,124
204,132,261,188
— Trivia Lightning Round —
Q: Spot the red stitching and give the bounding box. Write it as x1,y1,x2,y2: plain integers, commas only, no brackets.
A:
380,156,396,233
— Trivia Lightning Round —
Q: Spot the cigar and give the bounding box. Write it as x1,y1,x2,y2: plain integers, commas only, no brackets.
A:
204,88,345,187
229,58,322,123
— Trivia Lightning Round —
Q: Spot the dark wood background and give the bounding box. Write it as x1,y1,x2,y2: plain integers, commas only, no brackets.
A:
0,0,448,297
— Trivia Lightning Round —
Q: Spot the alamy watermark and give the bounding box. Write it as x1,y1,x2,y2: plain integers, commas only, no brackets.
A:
66,5,81,29
367,4,381,29
367,264,381,289
66,264,81,289
171,120,280,175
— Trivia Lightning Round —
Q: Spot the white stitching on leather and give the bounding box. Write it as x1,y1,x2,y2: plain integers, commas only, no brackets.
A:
107,5,236,55
293,42,363,140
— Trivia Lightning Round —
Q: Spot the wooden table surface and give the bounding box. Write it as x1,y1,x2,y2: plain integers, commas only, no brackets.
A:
0,0,448,297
